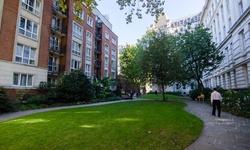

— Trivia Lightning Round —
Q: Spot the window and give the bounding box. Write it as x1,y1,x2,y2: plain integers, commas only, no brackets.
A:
86,47,91,60
111,60,116,70
239,30,245,51
50,36,60,51
112,38,117,45
85,64,90,76
86,31,92,45
21,0,40,15
71,59,81,71
112,49,116,59
87,15,93,27
239,1,244,15
111,72,116,79
104,70,108,77
15,44,35,65
105,31,109,39
13,73,33,87
105,44,109,55
48,56,57,72
105,57,108,67
19,17,38,39
51,16,61,32
72,41,81,56
73,3,84,20
73,22,83,39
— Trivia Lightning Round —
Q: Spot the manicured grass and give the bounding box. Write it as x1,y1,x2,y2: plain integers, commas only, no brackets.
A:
0,101,203,150
140,93,185,100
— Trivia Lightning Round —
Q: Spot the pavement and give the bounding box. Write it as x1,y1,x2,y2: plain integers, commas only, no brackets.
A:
1,98,250,150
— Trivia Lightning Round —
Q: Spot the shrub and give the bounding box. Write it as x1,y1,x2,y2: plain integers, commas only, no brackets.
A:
56,70,94,103
0,88,14,113
222,89,250,118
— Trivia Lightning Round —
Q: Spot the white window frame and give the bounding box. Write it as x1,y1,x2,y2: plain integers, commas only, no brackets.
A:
105,31,109,39
112,37,116,45
73,3,84,20
13,73,33,87
105,44,109,55
21,0,41,16
19,16,38,39
85,64,91,76
87,15,93,27
86,47,91,61
73,22,83,39
105,57,108,67
72,41,81,56
15,44,35,65
86,31,92,45
104,70,108,77
71,59,81,71
112,49,116,59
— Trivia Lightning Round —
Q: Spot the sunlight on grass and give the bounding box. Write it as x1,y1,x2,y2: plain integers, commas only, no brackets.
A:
115,118,141,122
79,124,100,128
4,118,50,124
0,101,203,150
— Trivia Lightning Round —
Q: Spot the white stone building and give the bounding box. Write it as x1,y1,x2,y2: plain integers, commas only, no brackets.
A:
200,0,250,89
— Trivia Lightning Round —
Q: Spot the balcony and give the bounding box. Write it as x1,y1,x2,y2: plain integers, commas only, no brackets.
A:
48,63,60,75
95,32,102,41
96,20,102,28
95,47,102,55
49,42,65,55
51,24,66,37
94,60,101,68
52,2,67,18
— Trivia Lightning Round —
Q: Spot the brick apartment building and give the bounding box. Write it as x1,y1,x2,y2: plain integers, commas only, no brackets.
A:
0,0,118,98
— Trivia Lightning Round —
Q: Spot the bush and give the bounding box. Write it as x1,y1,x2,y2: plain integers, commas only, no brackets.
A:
0,88,14,113
222,89,250,118
56,70,94,103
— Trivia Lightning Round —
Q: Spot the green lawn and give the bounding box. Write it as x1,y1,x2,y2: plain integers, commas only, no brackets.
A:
140,93,185,100
0,101,203,150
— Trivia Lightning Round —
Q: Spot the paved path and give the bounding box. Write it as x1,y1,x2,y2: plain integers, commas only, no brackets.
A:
1,98,250,150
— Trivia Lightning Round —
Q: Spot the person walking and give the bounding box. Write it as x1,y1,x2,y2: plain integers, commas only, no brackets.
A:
210,88,222,117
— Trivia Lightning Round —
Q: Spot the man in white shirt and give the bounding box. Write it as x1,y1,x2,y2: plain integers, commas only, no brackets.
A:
211,88,222,117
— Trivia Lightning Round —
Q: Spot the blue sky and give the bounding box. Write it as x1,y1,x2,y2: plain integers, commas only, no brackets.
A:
97,0,205,45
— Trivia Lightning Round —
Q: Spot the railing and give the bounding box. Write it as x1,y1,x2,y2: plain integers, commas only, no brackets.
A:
94,60,101,68
95,47,102,54
48,63,59,74
52,2,67,17
95,32,102,41
51,24,66,35
50,42,65,55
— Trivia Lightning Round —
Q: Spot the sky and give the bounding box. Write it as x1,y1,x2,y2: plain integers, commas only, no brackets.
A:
97,0,205,45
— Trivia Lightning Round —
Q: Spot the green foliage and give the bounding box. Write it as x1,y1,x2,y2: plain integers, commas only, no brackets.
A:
177,24,224,91
221,89,250,118
0,88,14,113
56,70,94,102
137,30,183,100
57,0,165,23
39,81,57,100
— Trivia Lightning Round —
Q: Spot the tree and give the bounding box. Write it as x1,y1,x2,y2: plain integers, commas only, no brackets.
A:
137,30,183,101
177,24,224,92
119,45,145,94
56,0,165,23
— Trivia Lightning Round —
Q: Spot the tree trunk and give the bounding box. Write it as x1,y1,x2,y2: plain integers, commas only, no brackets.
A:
197,78,204,92
161,83,167,101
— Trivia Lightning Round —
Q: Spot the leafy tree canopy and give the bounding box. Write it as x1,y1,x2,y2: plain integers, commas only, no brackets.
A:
56,0,165,23
177,24,224,91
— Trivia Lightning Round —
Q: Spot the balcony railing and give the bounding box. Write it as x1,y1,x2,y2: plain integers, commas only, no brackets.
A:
95,32,102,41
96,19,102,28
52,2,67,18
48,63,59,74
51,24,66,36
94,60,101,68
49,41,65,55
95,47,102,54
